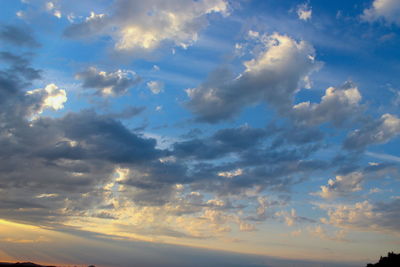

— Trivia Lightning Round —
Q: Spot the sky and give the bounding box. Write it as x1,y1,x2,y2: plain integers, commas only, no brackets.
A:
0,0,400,266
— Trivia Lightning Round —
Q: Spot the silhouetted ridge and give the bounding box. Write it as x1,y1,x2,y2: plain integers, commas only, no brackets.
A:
366,252,400,266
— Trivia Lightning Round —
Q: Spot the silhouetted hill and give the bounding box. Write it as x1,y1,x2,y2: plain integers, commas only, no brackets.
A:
366,252,400,266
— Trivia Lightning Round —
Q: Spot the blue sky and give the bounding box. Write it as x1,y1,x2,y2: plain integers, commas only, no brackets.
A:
0,0,400,266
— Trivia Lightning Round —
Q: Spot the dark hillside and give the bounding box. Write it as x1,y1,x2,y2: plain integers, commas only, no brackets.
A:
366,252,400,266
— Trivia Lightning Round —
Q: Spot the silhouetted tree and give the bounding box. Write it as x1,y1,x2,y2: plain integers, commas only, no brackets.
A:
366,252,400,266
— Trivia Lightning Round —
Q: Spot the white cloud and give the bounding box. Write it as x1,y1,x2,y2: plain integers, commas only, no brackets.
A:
362,0,400,26
297,3,312,21
218,168,243,178
45,1,61,18
36,193,59,198
26,83,67,115
53,10,62,18
86,11,105,22
147,81,164,94
65,0,229,52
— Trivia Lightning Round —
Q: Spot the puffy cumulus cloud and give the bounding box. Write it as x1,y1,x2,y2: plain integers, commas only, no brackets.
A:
64,0,229,52
344,113,400,150
25,83,67,116
75,67,141,97
362,0,400,26
313,172,364,199
297,3,312,21
186,33,321,123
319,199,400,235
291,82,362,127
147,80,164,94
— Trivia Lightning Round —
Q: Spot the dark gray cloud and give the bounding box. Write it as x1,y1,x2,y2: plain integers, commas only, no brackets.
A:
76,67,141,96
0,25,40,47
269,123,324,147
187,158,327,197
0,52,41,87
173,125,268,160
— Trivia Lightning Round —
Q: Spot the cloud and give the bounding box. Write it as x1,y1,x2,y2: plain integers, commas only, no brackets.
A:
0,110,161,225
308,226,348,242
0,25,40,47
25,83,67,116
64,11,108,37
343,113,400,150
314,163,398,199
75,67,141,96
147,80,164,94
218,168,243,178
45,1,62,19
0,50,160,225
313,172,364,199
362,0,400,26
291,82,362,127
64,0,229,52
173,125,268,159
0,52,41,84
297,3,312,21
105,106,146,119
0,47,323,234
319,199,400,235
186,33,320,123
41,110,160,163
